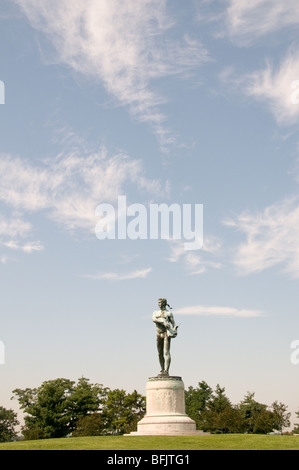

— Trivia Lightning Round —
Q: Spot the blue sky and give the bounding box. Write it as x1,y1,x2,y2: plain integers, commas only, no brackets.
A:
1,0,299,430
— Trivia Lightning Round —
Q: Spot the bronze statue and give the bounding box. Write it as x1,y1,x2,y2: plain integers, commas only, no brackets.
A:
152,298,178,376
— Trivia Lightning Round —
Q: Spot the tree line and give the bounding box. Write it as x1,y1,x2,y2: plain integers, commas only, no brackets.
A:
185,381,292,434
0,377,298,442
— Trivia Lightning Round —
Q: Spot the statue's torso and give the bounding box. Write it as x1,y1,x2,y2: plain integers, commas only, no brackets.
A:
153,309,172,334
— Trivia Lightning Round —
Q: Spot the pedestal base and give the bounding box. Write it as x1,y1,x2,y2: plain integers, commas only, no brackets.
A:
126,376,207,436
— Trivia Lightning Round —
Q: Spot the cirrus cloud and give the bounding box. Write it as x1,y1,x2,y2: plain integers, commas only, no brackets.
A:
175,305,263,318
225,0,299,44
0,145,164,264
219,46,299,126
14,0,209,149
83,267,152,281
224,196,299,278
0,148,162,232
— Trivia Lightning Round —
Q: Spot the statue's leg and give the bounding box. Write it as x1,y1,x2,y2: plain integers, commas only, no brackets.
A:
164,337,171,374
157,336,165,372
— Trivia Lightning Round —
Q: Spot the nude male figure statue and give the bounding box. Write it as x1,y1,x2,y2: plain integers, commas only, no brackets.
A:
152,298,178,375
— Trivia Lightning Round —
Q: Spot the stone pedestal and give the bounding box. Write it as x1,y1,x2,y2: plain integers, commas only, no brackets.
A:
127,376,206,436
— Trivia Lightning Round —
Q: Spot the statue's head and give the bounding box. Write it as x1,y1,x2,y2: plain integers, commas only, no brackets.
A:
158,298,167,309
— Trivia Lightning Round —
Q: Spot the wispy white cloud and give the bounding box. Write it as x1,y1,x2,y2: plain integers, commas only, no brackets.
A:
0,213,43,256
176,305,263,318
224,196,299,278
83,267,151,281
245,49,299,126
0,214,32,238
167,235,222,274
0,145,165,262
14,0,209,149
225,0,299,44
0,148,162,233
220,46,299,126
2,240,44,253
195,0,299,45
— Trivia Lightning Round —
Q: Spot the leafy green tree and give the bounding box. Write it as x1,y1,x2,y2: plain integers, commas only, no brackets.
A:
198,384,245,433
66,377,107,431
292,409,299,434
186,382,245,433
201,405,246,434
216,406,246,434
102,388,145,435
72,413,104,437
0,406,19,442
208,385,231,413
271,401,290,433
251,408,275,434
12,377,106,439
185,381,213,428
239,391,265,433
239,392,277,434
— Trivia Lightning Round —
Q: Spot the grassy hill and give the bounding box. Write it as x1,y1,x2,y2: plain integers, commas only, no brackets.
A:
1,434,299,450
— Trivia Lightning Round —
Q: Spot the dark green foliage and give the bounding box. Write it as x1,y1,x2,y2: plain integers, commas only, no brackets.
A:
72,413,104,437
12,377,106,439
0,406,19,442
293,408,299,434
185,380,213,427
271,401,291,433
12,377,145,439
186,385,290,434
102,388,145,435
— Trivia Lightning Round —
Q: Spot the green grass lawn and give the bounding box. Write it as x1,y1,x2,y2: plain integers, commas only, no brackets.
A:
1,434,299,450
